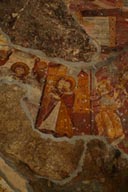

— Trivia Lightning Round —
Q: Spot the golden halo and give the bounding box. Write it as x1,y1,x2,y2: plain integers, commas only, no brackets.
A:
11,62,30,77
56,76,76,91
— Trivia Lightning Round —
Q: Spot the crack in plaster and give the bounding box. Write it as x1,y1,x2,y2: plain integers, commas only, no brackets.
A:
0,21,128,189
0,78,122,188
0,29,101,71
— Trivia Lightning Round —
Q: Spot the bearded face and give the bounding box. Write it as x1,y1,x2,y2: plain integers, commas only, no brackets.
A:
97,79,112,95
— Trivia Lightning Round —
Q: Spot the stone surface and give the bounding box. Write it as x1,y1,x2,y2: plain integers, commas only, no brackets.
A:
0,0,96,62
0,81,128,192
28,139,128,192
0,83,84,180
0,1,128,192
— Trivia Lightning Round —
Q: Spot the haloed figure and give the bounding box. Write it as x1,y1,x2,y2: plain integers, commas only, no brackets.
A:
53,76,76,137
11,62,29,79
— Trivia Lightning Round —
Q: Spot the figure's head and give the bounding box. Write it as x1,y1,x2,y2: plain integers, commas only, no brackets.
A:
11,62,29,79
33,57,47,77
96,79,112,95
56,76,76,94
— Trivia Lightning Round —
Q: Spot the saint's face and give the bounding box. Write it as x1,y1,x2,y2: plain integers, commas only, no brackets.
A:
57,79,71,94
15,67,25,77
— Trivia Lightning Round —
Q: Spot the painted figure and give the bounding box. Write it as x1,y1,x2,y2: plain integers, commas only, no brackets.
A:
32,57,48,82
95,77,124,140
11,62,30,79
36,63,67,126
54,76,75,137
36,62,75,137
37,76,75,137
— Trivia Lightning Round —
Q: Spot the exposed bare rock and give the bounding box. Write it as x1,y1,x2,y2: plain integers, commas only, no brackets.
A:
0,0,96,62
0,83,84,180
1,82,128,192
29,140,128,192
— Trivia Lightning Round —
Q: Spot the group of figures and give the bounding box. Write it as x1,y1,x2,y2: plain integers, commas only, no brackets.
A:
0,49,128,142
34,56,128,142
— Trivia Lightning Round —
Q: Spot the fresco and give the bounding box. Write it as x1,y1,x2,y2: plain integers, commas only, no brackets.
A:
0,48,128,145
1,1,128,191
33,56,127,143
0,0,128,147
